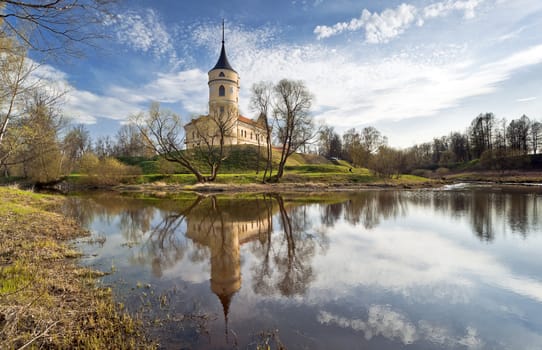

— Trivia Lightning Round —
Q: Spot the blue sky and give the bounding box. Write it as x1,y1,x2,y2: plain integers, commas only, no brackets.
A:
32,0,542,148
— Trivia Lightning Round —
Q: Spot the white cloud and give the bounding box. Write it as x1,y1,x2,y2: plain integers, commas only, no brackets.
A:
497,26,526,42
423,0,484,20
104,9,177,61
28,60,208,125
314,3,418,42
315,0,486,42
107,69,208,115
516,96,537,102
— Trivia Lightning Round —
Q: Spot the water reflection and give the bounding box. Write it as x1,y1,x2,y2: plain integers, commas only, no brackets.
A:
65,187,542,349
342,191,407,228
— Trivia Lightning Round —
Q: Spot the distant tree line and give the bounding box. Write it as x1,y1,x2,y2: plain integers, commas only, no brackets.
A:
316,112,542,177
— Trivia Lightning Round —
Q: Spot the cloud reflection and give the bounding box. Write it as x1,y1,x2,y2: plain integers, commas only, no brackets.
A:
318,307,484,349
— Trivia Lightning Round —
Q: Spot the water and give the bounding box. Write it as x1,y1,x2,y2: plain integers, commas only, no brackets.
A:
65,186,542,349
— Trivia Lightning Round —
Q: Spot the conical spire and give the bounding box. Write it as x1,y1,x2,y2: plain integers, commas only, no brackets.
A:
217,292,233,341
210,19,236,72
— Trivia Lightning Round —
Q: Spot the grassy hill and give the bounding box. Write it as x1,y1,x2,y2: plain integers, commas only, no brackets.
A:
110,145,428,186
120,145,335,175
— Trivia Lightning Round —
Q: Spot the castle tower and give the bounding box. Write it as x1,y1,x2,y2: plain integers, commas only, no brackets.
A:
208,20,240,120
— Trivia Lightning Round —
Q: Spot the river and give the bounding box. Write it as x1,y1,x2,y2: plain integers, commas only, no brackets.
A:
64,185,542,349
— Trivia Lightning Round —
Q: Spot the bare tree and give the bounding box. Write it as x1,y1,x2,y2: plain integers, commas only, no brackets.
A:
250,81,273,182
507,115,530,155
469,112,495,158
0,0,115,56
12,91,68,183
131,102,206,183
273,79,314,181
531,121,541,154
62,124,91,171
0,36,36,152
369,145,404,179
192,105,237,181
113,123,150,158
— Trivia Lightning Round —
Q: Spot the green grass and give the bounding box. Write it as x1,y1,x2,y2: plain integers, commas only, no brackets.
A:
65,145,431,186
0,263,34,294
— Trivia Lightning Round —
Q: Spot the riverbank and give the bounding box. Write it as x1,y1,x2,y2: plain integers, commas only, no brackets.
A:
443,170,542,183
113,179,441,196
0,187,155,349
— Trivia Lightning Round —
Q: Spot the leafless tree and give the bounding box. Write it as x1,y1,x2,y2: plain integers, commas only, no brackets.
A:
192,105,237,181
62,124,91,170
113,123,150,158
0,37,36,153
507,114,530,155
469,112,495,158
250,81,273,182
531,121,541,154
273,79,314,181
11,90,68,183
131,102,206,182
0,0,116,56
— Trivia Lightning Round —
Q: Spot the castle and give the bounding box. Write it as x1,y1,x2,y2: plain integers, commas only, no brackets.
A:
184,23,267,149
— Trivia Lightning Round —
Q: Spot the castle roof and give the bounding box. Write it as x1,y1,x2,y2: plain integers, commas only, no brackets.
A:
210,20,236,73
210,42,236,73
238,115,263,128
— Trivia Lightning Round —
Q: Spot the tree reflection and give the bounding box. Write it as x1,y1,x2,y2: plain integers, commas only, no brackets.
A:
135,196,204,277
343,191,406,228
470,192,494,241
251,194,329,298
63,194,155,241
320,202,343,227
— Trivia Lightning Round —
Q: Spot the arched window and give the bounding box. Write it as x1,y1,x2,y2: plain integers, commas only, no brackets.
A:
219,72,225,77
219,85,225,96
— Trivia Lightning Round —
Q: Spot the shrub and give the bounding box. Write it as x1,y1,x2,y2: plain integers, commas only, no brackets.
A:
411,168,433,178
435,167,450,176
79,154,141,185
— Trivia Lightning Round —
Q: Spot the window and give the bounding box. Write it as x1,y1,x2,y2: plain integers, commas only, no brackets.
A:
219,72,225,77
220,106,224,114
219,85,225,96
250,132,253,140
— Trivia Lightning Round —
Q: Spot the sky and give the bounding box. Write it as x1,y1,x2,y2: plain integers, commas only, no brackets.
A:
29,0,542,148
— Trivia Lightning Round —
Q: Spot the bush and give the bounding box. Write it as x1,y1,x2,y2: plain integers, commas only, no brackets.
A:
435,167,450,176
411,168,433,178
79,154,141,185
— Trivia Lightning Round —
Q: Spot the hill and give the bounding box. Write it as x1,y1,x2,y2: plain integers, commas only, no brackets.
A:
119,145,336,175
108,145,428,187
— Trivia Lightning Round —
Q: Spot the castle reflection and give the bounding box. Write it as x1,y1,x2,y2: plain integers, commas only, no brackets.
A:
183,196,274,332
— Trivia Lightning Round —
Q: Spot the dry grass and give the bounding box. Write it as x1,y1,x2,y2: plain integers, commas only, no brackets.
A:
0,186,155,349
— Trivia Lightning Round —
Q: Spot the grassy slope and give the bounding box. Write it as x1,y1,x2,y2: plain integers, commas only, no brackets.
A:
111,145,429,186
0,187,154,349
